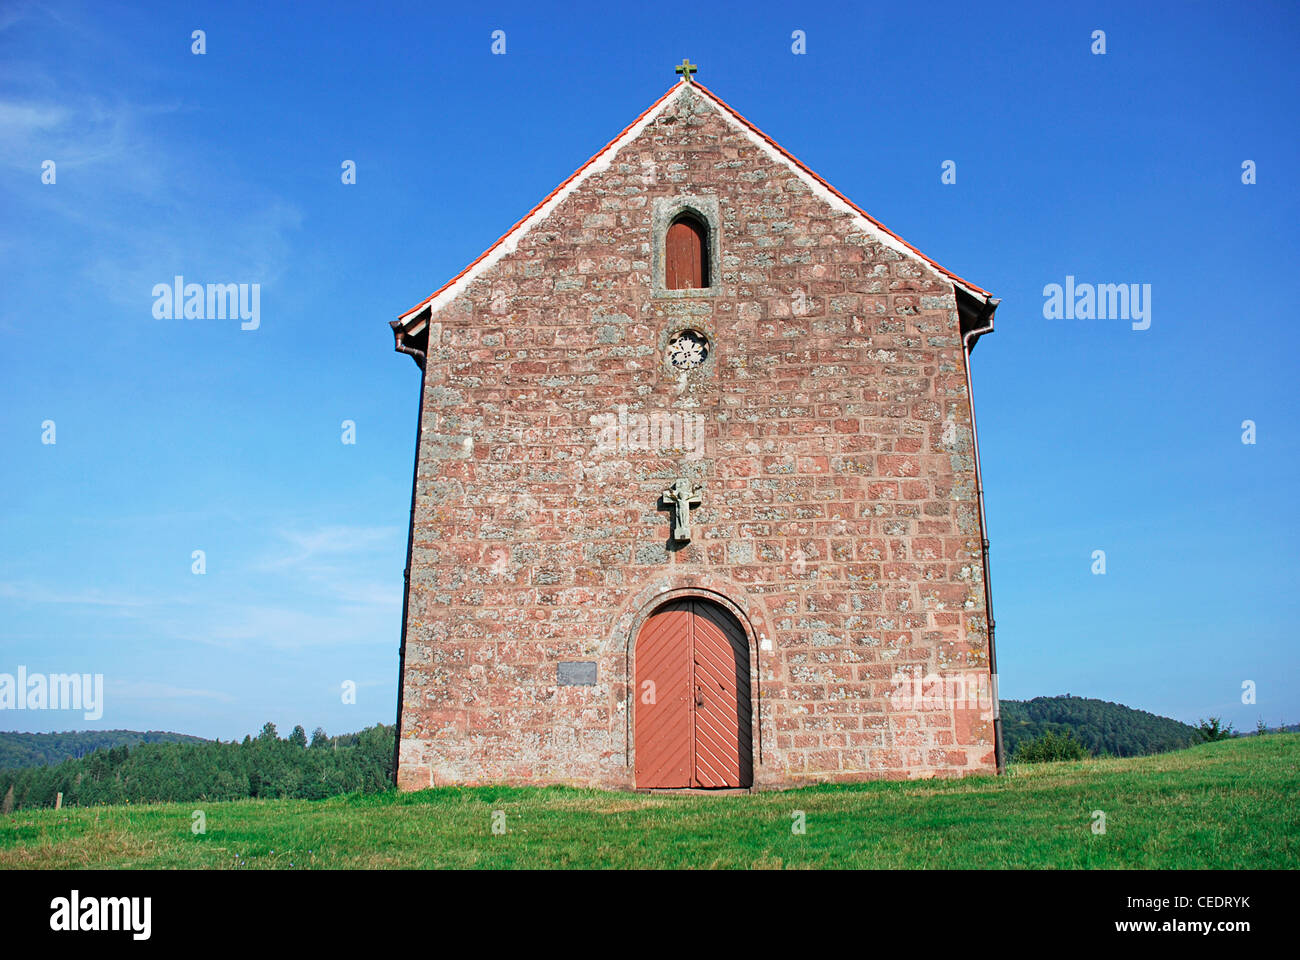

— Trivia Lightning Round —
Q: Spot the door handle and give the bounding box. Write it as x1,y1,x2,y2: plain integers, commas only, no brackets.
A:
695,687,704,707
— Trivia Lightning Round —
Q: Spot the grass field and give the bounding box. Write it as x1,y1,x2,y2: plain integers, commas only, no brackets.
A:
2,734,1296,869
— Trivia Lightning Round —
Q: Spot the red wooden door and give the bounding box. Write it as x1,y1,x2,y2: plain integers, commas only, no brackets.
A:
635,599,752,788
665,217,706,290
691,602,752,788
634,600,693,788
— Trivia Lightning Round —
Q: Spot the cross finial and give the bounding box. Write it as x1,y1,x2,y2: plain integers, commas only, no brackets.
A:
675,58,697,84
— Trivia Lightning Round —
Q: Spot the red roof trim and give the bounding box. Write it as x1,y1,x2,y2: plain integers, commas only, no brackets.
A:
398,81,990,324
691,81,991,298
397,84,680,322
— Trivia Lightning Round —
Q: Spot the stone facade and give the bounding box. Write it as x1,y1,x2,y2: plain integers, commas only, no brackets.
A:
392,82,999,790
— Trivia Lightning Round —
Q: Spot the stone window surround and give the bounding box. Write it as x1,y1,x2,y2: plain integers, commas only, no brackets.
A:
651,194,721,299
656,315,718,378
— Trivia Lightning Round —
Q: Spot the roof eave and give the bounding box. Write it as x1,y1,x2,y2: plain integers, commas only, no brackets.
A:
391,80,997,337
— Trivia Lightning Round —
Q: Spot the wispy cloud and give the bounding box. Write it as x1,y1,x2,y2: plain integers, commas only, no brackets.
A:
177,603,395,653
251,526,403,605
0,581,167,609
0,1,38,38
108,679,234,703
0,520,402,657
0,95,154,173
260,526,402,572
0,7,302,312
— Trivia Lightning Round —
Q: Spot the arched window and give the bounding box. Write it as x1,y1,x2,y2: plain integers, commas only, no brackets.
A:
665,213,709,290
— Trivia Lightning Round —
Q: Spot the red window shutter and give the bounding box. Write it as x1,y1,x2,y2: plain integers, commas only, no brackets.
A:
665,218,707,290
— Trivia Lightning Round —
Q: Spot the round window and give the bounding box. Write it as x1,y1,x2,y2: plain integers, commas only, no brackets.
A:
666,329,710,371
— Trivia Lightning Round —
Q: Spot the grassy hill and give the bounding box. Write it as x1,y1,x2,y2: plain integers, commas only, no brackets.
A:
0,729,209,770
0,697,1225,811
1001,695,1199,757
2,734,1295,869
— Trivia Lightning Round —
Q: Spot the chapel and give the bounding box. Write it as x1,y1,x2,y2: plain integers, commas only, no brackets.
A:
389,68,1002,790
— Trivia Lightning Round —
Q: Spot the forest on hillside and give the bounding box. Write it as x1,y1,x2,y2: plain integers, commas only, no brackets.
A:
0,723,392,812
0,729,208,770
1001,695,1199,757
0,695,1217,811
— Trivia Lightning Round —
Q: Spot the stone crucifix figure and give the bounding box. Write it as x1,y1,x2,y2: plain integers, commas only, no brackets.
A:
662,478,703,542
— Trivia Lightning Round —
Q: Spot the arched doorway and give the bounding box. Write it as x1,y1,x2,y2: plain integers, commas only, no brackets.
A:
634,597,752,789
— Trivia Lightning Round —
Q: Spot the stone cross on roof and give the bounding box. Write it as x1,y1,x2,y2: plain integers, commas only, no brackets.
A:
675,59,697,83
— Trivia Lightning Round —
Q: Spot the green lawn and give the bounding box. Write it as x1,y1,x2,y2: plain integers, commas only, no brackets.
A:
2,734,1296,869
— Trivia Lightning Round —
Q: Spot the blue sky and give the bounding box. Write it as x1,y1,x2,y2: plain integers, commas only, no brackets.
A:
1,0,1296,740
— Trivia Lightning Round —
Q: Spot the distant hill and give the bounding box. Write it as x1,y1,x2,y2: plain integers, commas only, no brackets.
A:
0,730,209,770
1244,723,1300,736
1001,695,1199,758
0,696,1232,782
0,722,392,811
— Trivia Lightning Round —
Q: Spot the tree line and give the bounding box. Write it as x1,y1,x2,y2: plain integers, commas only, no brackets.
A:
0,729,207,770
1010,713,1244,764
0,722,393,812
1002,695,1199,759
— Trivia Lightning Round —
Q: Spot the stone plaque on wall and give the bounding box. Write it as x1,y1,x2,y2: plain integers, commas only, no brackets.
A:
557,661,597,686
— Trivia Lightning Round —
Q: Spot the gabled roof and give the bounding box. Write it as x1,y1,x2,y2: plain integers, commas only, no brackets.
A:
394,80,994,338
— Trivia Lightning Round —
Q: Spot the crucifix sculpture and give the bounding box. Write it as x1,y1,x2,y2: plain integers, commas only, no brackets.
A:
662,478,703,542
675,58,697,84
